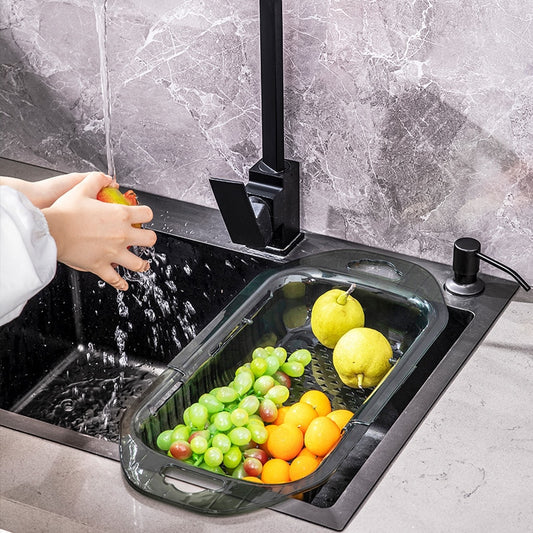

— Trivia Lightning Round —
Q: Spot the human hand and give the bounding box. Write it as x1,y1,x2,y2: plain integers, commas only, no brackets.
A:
42,172,157,290
0,172,100,208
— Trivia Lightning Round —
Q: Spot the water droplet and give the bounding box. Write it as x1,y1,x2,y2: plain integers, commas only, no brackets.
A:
144,309,156,322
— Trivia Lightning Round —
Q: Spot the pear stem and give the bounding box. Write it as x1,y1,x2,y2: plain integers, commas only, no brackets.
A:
345,283,356,296
336,283,357,305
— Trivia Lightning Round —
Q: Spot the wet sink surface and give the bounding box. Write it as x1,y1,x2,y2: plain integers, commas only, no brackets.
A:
0,225,518,530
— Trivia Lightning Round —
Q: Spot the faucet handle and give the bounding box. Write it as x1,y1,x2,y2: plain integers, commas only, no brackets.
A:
210,158,302,254
209,178,273,249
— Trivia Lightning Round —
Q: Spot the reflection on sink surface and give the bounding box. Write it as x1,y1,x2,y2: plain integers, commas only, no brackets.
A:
0,226,518,530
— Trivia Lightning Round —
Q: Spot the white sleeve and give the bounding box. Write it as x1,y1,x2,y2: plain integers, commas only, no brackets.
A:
0,186,58,326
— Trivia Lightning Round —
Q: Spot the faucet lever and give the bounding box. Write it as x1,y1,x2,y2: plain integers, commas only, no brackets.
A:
210,158,302,254
210,178,272,250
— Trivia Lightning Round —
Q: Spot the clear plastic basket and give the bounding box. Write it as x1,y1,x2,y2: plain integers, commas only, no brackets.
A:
120,248,448,514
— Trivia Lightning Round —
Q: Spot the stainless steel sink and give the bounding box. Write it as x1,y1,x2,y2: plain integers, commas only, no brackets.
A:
0,160,519,529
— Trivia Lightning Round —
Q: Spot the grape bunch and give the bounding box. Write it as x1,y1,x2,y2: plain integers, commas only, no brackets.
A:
155,346,313,479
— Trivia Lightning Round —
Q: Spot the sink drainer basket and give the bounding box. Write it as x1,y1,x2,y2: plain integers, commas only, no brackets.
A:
120,249,448,514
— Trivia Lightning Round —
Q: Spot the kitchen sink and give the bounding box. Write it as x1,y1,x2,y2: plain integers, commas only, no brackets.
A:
0,186,519,530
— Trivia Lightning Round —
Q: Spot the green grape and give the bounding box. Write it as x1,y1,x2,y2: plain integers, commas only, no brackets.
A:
183,407,192,427
199,462,225,475
251,347,268,360
248,423,268,444
213,411,233,432
170,424,190,443
223,446,243,469
190,435,209,455
272,370,291,388
215,386,239,404
230,408,249,427
253,375,275,396
235,365,254,380
247,415,265,427
231,463,246,479
264,384,290,406
199,393,224,414
264,355,280,375
238,395,260,415
190,429,210,441
288,348,312,366
272,346,287,364
250,357,268,377
264,346,275,354
228,426,252,447
232,372,254,396
189,403,209,429
204,447,224,467
156,429,174,451
281,360,305,377
212,433,232,454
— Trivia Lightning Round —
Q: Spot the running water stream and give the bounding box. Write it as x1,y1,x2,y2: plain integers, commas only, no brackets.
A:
93,0,115,180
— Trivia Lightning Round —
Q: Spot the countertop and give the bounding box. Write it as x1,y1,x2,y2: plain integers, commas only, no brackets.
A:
1,296,531,533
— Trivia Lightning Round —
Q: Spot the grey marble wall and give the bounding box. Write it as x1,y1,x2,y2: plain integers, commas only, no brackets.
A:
1,0,532,280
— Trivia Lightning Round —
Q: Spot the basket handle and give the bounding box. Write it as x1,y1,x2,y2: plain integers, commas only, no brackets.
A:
120,437,285,514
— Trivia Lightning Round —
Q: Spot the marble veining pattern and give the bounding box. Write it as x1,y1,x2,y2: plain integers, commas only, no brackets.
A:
0,0,532,278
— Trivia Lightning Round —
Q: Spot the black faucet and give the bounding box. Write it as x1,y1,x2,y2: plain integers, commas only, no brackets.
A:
209,0,302,255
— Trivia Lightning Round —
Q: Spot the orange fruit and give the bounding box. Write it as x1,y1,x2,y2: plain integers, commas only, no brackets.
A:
327,409,353,430
283,402,318,433
267,423,304,461
304,416,341,457
261,458,290,484
299,390,332,417
289,454,320,481
243,476,263,483
297,447,321,460
274,405,290,425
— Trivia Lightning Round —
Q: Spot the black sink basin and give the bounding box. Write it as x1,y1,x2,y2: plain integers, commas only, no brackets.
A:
0,187,518,529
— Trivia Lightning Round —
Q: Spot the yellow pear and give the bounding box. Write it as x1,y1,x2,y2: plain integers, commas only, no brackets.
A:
332,327,392,388
310,284,364,348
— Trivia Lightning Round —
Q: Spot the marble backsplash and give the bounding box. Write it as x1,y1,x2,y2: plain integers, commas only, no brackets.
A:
1,0,532,281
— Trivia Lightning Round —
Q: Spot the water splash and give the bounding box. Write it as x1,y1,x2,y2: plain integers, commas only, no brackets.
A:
98,246,197,358
116,291,129,318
